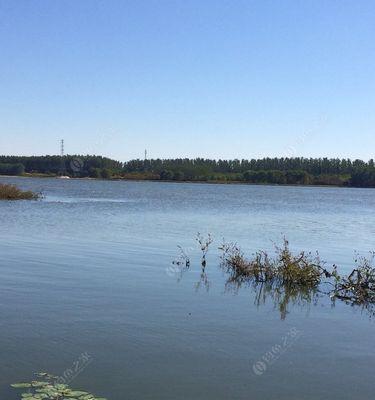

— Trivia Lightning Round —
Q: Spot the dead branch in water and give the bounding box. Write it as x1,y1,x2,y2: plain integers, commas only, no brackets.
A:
172,245,191,268
196,232,213,267
331,252,375,305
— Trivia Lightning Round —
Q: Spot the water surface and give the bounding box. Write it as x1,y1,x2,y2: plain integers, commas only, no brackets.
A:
1,177,374,399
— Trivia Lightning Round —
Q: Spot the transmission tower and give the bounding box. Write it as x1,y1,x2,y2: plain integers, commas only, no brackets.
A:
143,149,148,171
59,139,66,175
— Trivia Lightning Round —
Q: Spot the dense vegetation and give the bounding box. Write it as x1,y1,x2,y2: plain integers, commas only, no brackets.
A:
1,155,375,187
0,183,40,200
124,157,375,187
0,162,25,175
0,155,122,179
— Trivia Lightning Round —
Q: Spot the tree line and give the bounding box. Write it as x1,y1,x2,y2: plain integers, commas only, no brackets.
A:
0,155,374,187
124,157,375,187
0,155,122,178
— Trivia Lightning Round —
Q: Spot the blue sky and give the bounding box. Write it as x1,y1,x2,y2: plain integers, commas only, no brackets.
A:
0,0,374,161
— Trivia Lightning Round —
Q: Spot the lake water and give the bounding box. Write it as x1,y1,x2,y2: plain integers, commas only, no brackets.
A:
0,177,374,399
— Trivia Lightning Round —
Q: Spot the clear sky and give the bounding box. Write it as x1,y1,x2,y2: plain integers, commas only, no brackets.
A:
0,0,374,161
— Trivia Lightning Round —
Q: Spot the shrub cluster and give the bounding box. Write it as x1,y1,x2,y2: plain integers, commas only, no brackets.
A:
219,239,375,309
0,183,40,200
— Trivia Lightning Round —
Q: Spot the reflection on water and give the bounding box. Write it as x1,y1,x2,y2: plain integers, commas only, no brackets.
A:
330,293,375,321
195,264,210,292
190,259,321,320
224,278,321,321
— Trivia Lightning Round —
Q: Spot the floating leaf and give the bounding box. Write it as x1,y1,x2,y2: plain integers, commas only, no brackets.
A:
11,373,106,400
31,381,49,387
11,383,32,388
66,391,89,397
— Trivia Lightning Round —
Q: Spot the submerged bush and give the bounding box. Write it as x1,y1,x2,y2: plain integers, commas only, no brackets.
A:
11,372,106,400
218,239,375,315
219,239,331,288
0,183,40,200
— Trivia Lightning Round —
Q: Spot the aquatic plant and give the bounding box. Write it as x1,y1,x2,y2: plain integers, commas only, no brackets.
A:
11,372,106,400
219,238,334,288
218,239,326,318
0,183,40,200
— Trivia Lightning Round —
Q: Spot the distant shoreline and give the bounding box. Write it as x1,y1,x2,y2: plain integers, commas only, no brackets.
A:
1,173,373,190
1,155,374,188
